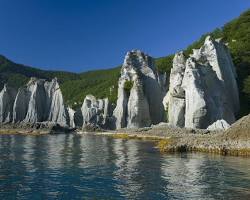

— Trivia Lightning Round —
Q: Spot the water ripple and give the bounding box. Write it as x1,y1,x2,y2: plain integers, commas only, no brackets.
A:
0,134,250,199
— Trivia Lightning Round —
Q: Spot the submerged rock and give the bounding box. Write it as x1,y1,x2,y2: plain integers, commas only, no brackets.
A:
113,50,165,129
166,36,239,129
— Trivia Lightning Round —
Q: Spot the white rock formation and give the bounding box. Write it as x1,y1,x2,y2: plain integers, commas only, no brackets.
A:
113,50,165,129
67,107,76,128
163,52,186,127
127,78,151,128
46,78,69,125
0,85,17,123
165,36,239,129
12,77,69,126
81,95,111,129
207,119,231,131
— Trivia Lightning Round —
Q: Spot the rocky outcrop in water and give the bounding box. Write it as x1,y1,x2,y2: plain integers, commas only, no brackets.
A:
80,95,112,130
113,50,165,129
1,77,69,126
164,36,239,129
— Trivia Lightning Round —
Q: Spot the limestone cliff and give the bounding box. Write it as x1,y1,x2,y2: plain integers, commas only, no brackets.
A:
113,50,165,129
163,52,186,127
164,36,239,129
0,85,17,123
11,77,69,126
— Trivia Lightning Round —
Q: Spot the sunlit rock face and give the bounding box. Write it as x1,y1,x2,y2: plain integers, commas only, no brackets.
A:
81,95,112,129
165,36,239,129
113,50,165,129
12,77,69,125
0,85,17,123
45,78,69,125
163,52,186,127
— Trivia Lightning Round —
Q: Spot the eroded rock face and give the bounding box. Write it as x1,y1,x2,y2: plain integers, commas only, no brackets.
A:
12,77,69,126
113,50,165,129
46,78,69,125
67,107,76,128
163,52,186,127
127,78,151,128
0,85,17,123
81,95,111,129
165,36,239,129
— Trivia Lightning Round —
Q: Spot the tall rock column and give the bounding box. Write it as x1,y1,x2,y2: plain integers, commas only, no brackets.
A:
127,78,151,128
0,85,17,123
163,52,186,127
113,50,165,129
166,35,240,129
46,78,69,125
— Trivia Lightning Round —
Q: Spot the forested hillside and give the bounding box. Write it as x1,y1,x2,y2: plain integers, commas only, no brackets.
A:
0,9,249,116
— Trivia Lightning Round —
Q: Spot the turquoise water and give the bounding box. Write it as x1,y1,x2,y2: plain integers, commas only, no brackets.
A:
0,134,250,199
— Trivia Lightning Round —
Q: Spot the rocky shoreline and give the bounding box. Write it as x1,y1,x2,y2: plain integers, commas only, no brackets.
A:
92,115,250,157
0,114,249,157
0,122,76,135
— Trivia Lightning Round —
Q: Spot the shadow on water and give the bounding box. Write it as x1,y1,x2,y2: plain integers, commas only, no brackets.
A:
0,134,250,199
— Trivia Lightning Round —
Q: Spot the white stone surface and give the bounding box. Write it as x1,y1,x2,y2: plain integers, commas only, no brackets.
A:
81,95,111,128
12,77,69,126
113,50,165,129
0,85,17,123
207,119,231,131
166,36,239,129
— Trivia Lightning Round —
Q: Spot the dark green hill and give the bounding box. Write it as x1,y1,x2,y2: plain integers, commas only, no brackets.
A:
0,9,249,115
0,55,120,109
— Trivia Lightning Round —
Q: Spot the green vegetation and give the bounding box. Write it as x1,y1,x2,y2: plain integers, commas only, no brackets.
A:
61,67,120,109
0,55,120,110
155,55,174,75
124,80,133,95
0,9,249,116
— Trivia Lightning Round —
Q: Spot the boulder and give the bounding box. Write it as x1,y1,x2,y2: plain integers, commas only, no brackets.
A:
207,119,231,131
113,50,165,129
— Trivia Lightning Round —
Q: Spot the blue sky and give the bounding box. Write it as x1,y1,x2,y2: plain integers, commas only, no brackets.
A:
0,0,249,72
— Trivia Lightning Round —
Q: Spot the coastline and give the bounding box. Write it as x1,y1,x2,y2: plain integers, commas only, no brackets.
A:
90,124,250,157
1,120,249,157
